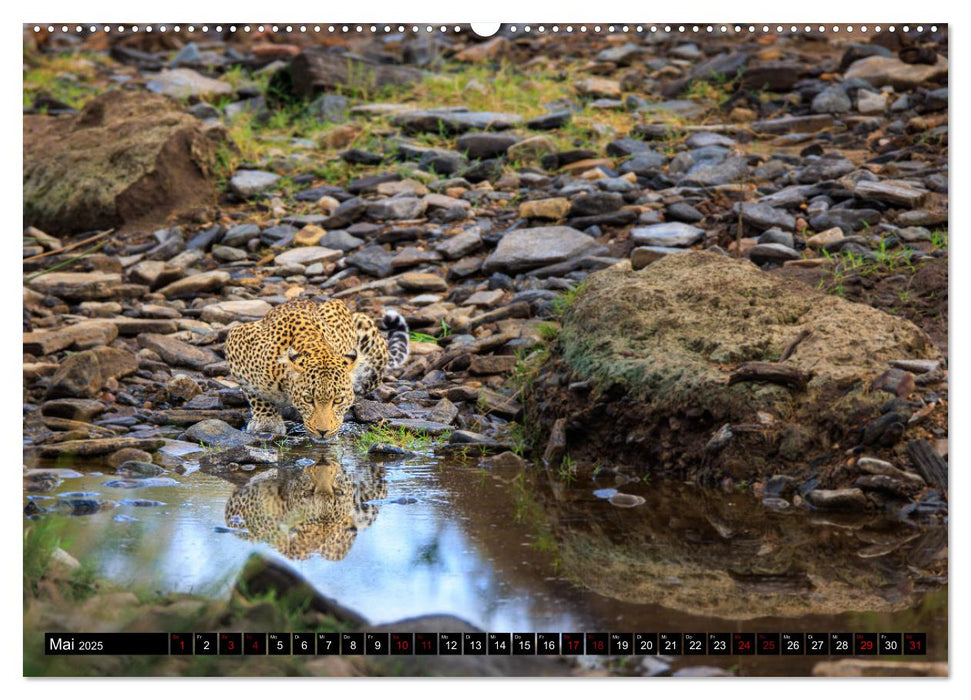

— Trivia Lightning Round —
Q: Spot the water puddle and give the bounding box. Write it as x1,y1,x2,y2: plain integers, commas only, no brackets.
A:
24,441,947,675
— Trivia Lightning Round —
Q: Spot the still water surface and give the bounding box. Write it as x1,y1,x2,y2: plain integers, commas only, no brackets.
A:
26,443,947,675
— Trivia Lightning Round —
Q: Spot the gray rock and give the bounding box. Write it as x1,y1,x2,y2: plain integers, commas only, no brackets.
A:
749,243,801,265
685,131,736,148
137,333,221,370
224,97,266,121
606,138,654,157
619,152,668,175
631,246,690,270
455,132,520,159
596,42,644,65
809,209,881,233
323,197,368,229
751,114,836,134
392,110,523,135
307,93,349,123
418,149,467,176
229,170,281,198
212,245,248,262
812,85,852,114
734,202,796,231
435,229,483,260
568,192,624,217
145,68,233,100
665,202,704,223
345,245,396,278
796,157,856,184
482,226,600,273
679,157,748,186
853,180,927,208
274,246,342,266
525,111,571,130
856,89,887,115
221,223,262,246
186,102,219,120
319,230,365,252
366,196,427,220
897,227,932,242
199,444,278,470
181,419,258,449
757,228,795,248
631,222,705,248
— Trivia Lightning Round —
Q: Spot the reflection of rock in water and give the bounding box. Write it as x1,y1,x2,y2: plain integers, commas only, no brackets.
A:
541,479,946,620
225,460,386,561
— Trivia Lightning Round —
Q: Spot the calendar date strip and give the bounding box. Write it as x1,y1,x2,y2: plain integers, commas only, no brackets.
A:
45,632,928,656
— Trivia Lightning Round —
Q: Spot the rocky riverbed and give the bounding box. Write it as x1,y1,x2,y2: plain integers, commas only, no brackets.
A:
23,24,948,676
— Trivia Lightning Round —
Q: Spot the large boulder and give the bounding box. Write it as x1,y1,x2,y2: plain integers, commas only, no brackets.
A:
23,90,233,235
527,252,937,484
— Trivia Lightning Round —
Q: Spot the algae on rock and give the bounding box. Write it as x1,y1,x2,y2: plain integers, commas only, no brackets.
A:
529,252,937,482
23,90,233,235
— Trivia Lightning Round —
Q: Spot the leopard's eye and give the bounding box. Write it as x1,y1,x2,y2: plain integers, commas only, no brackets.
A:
302,394,314,404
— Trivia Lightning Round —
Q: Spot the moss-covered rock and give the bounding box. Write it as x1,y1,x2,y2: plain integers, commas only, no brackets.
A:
23,90,232,235
527,252,938,484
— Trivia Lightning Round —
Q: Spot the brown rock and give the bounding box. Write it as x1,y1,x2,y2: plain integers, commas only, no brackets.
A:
506,136,557,165
288,50,422,98
543,418,568,465
23,320,119,355
129,261,184,289
454,36,509,63
398,272,448,292
106,447,155,468
805,488,868,510
46,352,103,399
40,398,106,421
39,436,166,458
806,227,844,249
519,197,571,220
294,224,327,246
137,333,221,370
469,355,518,375
871,368,916,397
575,77,621,99
157,270,230,298
477,388,522,419
28,272,121,301
24,91,230,235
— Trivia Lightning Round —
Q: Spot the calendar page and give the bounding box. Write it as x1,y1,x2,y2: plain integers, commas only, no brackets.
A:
22,17,948,681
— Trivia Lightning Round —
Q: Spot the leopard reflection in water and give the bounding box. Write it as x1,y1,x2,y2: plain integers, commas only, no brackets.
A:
224,459,387,561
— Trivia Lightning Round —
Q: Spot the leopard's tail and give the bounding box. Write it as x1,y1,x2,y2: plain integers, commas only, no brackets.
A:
380,309,410,369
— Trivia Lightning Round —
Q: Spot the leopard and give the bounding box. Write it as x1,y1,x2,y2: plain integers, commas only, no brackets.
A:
224,460,387,561
224,298,409,438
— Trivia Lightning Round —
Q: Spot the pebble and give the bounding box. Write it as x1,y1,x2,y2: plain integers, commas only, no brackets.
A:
631,222,705,248
229,170,281,198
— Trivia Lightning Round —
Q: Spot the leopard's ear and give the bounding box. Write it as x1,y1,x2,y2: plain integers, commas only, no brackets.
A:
342,349,358,370
279,347,306,373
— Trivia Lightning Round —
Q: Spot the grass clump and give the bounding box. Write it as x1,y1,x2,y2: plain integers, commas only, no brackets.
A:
353,424,441,454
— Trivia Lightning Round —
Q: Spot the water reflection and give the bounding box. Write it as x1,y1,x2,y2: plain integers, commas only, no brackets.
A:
224,459,386,561
524,477,947,620
23,445,947,671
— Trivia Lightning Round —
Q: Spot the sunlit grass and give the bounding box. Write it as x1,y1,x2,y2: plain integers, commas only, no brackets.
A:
23,51,113,108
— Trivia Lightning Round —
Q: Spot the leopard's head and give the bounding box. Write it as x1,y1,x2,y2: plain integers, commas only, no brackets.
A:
279,347,356,439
